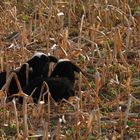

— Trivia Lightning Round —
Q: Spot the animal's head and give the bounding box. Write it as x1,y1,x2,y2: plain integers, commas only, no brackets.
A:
27,52,57,78
50,59,82,84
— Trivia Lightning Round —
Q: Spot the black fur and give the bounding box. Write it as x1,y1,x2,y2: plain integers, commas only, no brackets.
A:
0,71,7,89
26,53,58,79
23,59,81,103
50,59,81,84
23,77,74,103
0,53,57,101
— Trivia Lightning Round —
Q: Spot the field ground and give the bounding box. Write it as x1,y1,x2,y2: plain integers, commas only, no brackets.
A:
0,0,140,139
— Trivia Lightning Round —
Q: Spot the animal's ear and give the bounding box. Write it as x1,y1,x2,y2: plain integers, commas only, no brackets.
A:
48,56,58,63
71,62,85,75
72,63,81,72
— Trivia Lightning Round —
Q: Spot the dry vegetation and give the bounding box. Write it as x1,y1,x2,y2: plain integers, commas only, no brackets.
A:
0,0,140,139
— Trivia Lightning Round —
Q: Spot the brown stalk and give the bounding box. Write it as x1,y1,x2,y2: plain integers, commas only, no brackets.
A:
78,72,82,109
1,72,22,93
122,0,127,29
130,94,140,104
126,25,132,49
114,28,123,58
62,28,69,51
60,98,76,111
58,12,64,31
78,14,85,48
37,101,45,120
1,72,28,138
58,33,68,57
23,94,28,139
0,90,7,125
85,113,93,138
0,54,4,72
75,104,80,140
124,94,132,129
95,70,101,136
126,68,131,95
21,21,29,47
68,0,72,26
47,86,51,129
119,105,124,140
56,119,62,140
89,25,96,49
43,122,49,140
37,82,50,120
12,99,21,139
95,70,101,101
135,13,140,47
104,8,109,28
87,0,92,23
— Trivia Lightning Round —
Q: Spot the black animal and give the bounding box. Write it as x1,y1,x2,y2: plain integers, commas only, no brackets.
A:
0,52,57,100
25,52,58,80
50,59,82,85
0,64,30,100
23,59,82,103
23,77,74,103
